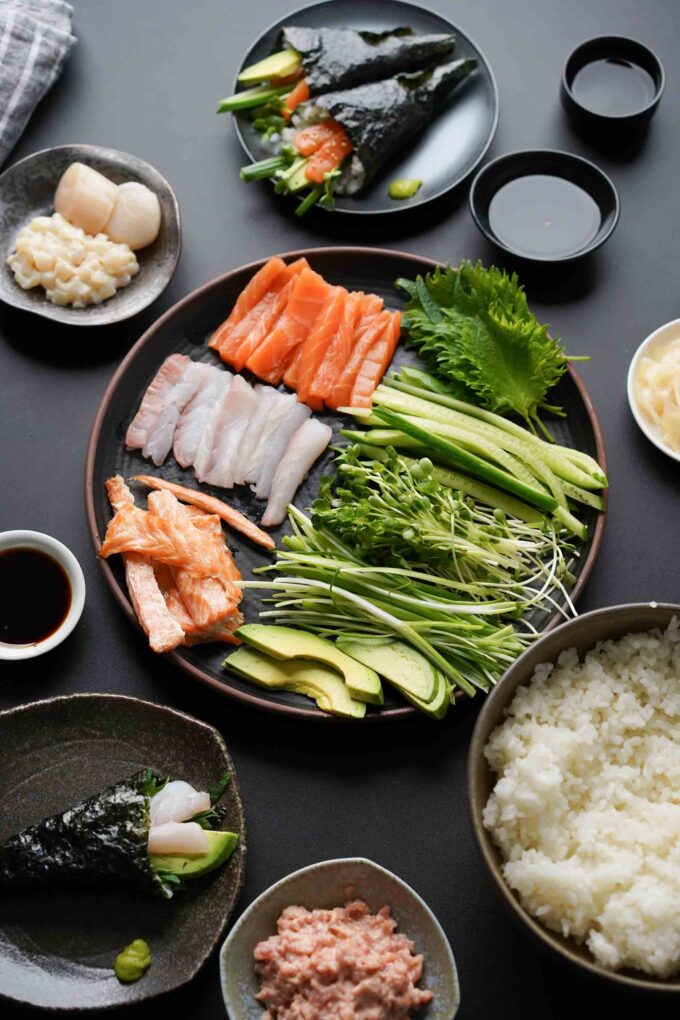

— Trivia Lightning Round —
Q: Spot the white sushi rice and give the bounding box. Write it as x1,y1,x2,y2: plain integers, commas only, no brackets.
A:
483,619,680,977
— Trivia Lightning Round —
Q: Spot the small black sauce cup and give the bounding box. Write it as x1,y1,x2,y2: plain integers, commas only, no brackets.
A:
561,36,665,133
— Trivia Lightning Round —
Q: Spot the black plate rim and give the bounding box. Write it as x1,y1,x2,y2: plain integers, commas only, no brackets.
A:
85,246,607,723
230,0,500,216
0,143,182,326
0,691,247,1010
468,147,621,263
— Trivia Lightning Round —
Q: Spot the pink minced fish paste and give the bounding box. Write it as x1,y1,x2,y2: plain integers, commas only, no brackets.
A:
254,898,433,1020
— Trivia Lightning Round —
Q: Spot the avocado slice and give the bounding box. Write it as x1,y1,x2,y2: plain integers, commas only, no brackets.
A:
150,829,238,879
238,48,302,86
225,646,366,719
336,640,449,720
217,82,292,113
235,625,383,705
284,160,312,193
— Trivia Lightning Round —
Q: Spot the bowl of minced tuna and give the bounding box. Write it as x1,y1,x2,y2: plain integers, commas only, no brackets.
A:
219,857,460,1019
469,602,680,993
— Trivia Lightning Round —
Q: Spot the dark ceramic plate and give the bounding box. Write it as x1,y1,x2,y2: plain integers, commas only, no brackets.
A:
0,693,246,1009
0,144,181,325
85,246,607,722
232,0,498,215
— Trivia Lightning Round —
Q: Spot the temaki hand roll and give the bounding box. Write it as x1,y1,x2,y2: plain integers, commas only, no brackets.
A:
278,25,457,93
0,769,238,899
218,25,457,114
240,58,477,215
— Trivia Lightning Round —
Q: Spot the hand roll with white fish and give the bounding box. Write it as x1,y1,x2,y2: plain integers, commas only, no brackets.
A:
218,25,457,118
240,58,477,215
0,769,238,899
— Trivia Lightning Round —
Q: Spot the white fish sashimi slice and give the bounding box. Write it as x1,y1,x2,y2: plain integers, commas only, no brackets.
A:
204,376,258,488
232,385,279,486
126,354,191,454
141,361,206,466
243,390,294,486
149,780,211,826
147,821,209,855
262,419,333,526
173,364,229,468
254,402,312,500
193,372,234,480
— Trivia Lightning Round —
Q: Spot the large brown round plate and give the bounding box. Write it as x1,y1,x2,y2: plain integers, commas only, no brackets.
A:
85,247,607,720
0,693,246,1009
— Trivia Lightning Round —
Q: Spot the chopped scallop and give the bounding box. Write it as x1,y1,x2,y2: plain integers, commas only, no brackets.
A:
262,418,332,526
147,821,209,855
173,363,229,468
54,162,118,235
150,780,211,826
105,181,161,250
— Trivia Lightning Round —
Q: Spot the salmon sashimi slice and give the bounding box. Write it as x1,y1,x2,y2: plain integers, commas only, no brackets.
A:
148,490,240,629
282,345,302,390
208,256,286,349
306,290,365,405
294,285,347,404
305,128,353,184
326,310,394,410
105,477,185,653
100,503,235,578
349,311,402,408
246,267,331,384
216,258,308,365
227,276,295,371
283,77,310,118
131,474,274,548
294,120,345,157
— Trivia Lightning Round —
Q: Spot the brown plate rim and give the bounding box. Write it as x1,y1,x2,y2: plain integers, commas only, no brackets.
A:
0,691,247,1009
84,246,607,722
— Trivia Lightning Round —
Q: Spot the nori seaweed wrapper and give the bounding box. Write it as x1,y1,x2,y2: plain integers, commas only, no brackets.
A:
0,769,170,898
280,25,456,94
318,58,477,186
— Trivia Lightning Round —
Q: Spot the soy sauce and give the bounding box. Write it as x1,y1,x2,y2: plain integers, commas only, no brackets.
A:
488,175,601,258
0,547,71,645
572,58,657,117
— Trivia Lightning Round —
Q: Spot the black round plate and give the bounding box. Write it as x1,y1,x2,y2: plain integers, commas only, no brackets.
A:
86,247,606,722
469,149,620,263
232,0,498,215
0,694,246,1009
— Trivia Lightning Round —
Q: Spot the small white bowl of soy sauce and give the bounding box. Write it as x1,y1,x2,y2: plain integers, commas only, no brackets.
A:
562,37,665,132
0,531,85,660
469,149,620,263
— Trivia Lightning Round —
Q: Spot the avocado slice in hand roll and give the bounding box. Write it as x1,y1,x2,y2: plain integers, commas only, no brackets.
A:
219,25,457,113
0,769,238,899
240,58,477,215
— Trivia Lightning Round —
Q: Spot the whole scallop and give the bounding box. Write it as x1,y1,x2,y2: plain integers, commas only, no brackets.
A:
54,162,118,235
104,182,161,250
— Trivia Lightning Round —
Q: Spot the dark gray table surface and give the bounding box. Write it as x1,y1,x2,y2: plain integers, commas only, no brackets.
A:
1,0,679,1016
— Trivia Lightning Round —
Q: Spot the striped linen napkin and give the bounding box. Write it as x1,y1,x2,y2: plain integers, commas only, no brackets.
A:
0,0,77,167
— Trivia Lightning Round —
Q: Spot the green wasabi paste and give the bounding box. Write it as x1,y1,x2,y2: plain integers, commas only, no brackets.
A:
114,939,151,983
389,178,423,199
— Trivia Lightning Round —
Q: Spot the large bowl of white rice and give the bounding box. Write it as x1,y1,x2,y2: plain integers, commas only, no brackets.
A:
468,603,680,992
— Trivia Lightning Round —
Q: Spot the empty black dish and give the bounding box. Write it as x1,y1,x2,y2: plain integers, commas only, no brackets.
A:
562,36,665,131
469,150,619,263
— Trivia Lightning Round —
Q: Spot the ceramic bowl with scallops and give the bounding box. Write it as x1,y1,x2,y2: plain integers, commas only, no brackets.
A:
0,144,181,325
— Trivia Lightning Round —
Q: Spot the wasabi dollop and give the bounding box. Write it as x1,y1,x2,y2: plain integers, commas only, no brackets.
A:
388,178,423,200
114,939,151,983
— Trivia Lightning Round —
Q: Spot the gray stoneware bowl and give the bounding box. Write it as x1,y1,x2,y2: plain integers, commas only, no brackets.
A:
219,857,460,1019
468,602,680,995
0,143,180,325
